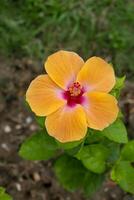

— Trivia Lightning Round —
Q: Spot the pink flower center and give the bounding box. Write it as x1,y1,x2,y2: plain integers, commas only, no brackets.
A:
63,82,85,107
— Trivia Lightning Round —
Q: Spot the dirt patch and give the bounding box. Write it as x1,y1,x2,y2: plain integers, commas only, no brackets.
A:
0,57,134,200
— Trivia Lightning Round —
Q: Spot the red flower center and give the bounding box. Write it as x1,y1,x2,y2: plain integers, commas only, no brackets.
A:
63,82,85,107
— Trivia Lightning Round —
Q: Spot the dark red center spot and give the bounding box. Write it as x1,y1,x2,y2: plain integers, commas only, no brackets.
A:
63,82,85,107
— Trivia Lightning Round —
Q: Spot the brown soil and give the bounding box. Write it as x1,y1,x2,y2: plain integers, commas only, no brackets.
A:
0,57,134,200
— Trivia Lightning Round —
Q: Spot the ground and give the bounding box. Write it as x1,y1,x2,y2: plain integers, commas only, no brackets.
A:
0,57,134,200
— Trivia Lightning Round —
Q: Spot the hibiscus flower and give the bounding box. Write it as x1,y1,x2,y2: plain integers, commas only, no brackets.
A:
26,50,119,143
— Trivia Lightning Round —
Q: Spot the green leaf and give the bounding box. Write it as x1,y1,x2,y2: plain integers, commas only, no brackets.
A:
65,143,83,156
35,116,45,128
54,155,105,195
0,187,5,194
85,129,104,144
83,159,105,174
19,130,58,160
24,99,32,112
54,154,86,191
102,119,128,143
121,140,134,162
56,139,83,150
111,161,134,194
118,110,124,119
115,76,126,89
76,144,109,174
105,142,120,163
83,173,105,197
0,187,12,200
111,76,125,98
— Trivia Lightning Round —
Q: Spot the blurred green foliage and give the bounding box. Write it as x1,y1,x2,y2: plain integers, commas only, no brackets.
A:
0,0,134,77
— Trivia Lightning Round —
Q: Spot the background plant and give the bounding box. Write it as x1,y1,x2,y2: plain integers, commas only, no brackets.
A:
0,0,134,78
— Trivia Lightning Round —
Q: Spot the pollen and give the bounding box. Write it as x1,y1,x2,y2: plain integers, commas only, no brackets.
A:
68,82,82,97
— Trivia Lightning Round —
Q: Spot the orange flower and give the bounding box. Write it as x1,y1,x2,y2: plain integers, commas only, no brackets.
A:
26,50,119,143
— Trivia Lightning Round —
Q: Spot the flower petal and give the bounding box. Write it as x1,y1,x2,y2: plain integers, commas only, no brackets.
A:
26,75,66,116
77,57,115,93
83,92,119,130
45,50,84,89
45,105,87,143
